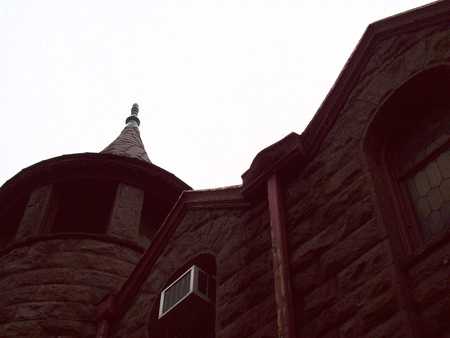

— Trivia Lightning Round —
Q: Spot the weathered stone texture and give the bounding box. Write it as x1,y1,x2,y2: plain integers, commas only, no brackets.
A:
113,203,277,338
409,240,450,337
108,183,144,242
285,24,450,338
0,238,141,337
3,8,450,338
16,184,53,240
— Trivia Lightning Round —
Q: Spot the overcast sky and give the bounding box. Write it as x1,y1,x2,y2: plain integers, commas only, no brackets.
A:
1,0,432,189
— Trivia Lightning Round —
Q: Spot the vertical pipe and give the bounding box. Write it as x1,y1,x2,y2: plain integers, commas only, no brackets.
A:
96,319,110,338
267,174,296,338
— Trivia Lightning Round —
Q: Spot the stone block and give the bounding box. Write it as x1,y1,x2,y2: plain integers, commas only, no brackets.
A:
218,250,272,306
409,242,450,286
249,319,277,338
421,296,450,337
218,270,273,327
16,185,53,240
303,278,337,320
218,297,276,338
108,184,144,242
298,269,395,337
424,28,450,66
361,312,408,338
13,301,95,322
413,267,450,308
291,260,321,298
321,219,382,278
338,240,392,296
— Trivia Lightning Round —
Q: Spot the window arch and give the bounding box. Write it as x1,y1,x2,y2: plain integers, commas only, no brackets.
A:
365,65,450,254
149,253,216,338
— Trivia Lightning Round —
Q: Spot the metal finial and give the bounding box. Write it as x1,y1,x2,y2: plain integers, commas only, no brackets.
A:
131,103,139,116
126,103,141,127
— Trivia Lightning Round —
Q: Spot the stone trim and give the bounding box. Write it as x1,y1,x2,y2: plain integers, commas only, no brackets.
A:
0,233,145,257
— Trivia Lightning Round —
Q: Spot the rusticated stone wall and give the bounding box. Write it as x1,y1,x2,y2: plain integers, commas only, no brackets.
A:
0,238,143,337
112,201,277,338
2,8,450,338
286,23,450,338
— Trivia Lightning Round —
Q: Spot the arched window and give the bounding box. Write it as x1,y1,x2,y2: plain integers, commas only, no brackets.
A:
149,254,216,338
365,66,450,253
388,106,450,241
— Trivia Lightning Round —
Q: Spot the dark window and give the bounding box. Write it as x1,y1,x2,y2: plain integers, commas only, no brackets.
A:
388,106,450,241
139,193,172,242
51,179,117,234
365,66,450,252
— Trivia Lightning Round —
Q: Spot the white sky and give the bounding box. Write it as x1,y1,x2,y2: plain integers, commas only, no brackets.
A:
1,0,432,189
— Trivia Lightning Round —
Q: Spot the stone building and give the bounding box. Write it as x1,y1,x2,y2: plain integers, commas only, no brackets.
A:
0,1,449,337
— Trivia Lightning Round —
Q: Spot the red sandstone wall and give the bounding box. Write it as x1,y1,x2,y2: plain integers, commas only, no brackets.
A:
112,203,277,338
0,238,142,337
2,13,449,338
113,22,450,338
286,23,450,338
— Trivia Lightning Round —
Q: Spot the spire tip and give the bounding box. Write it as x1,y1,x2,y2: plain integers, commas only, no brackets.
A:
131,103,139,116
126,103,140,127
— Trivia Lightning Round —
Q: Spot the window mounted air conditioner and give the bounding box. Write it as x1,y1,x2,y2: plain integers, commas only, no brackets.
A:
159,265,214,319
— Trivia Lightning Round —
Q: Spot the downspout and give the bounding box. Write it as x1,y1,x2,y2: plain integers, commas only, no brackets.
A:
267,173,296,338
96,319,110,338
95,294,115,338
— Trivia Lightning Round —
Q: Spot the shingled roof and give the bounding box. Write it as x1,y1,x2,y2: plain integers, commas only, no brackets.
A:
101,103,151,163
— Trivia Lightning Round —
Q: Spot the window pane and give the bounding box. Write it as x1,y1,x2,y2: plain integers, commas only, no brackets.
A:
408,153,450,239
426,162,442,188
415,171,430,196
437,150,450,178
440,179,450,201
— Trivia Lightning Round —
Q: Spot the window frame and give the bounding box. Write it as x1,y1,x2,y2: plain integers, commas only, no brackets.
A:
364,65,450,258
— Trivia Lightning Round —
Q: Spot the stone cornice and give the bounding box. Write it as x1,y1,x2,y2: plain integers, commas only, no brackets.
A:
0,153,191,212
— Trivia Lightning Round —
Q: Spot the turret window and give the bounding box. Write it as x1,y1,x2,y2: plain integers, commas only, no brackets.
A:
50,179,117,234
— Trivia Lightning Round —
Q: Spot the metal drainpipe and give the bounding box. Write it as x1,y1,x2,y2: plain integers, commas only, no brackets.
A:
95,319,110,338
95,294,115,338
267,173,296,338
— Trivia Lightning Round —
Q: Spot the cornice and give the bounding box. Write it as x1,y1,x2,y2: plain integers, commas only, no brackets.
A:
0,153,191,209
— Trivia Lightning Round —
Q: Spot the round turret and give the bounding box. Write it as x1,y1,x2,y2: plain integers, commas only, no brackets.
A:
0,105,190,336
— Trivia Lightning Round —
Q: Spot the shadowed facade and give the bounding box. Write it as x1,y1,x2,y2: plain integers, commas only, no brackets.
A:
0,2,450,337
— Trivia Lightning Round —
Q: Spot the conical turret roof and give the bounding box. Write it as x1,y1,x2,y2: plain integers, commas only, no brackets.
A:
101,103,151,163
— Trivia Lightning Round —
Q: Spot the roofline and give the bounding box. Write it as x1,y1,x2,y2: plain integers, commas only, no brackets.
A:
0,153,191,210
241,1,450,194
98,0,450,322
302,0,450,155
99,185,247,320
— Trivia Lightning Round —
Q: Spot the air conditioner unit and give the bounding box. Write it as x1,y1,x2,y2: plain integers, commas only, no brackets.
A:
159,265,215,320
